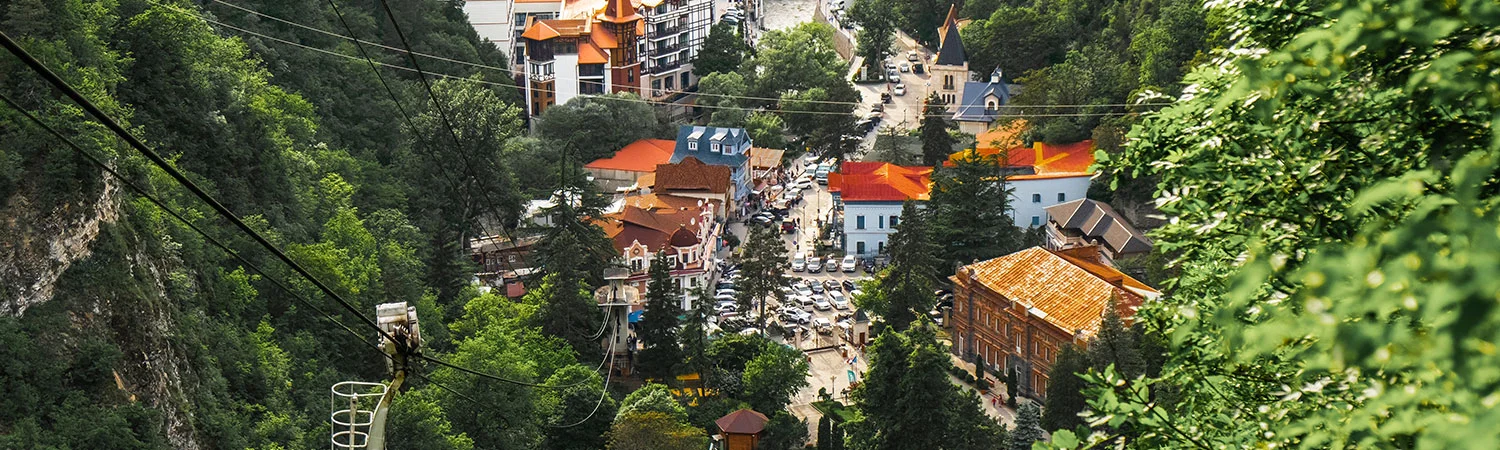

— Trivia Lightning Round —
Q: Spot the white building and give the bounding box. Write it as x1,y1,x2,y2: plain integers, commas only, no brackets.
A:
827,162,933,257
948,141,1097,228
463,0,566,70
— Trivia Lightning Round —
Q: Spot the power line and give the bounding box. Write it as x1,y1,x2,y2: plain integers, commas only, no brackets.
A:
0,29,401,347
198,17,1158,119
545,350,616,428
202,0,1173,110
0,91,397,367
318,0,526,277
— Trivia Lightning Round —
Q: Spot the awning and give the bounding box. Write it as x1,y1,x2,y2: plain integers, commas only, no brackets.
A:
628,310,646,323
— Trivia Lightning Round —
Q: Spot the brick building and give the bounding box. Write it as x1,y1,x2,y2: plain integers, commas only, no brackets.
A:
949,246,1159,398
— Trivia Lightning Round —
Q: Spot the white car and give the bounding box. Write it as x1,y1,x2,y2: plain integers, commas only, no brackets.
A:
792,252,806,271
825,257,840,272
798,295,818,312
841,255,857,272
894,84,906,96
715,294,736,303
716,288,737,297
716,303,738,313
795,286,814,298
906,50,919,61
899,62,910,72
813,298,832,311
831,295,850,310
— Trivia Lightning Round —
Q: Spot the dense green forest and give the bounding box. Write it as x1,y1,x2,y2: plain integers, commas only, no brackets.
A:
0,0,584,448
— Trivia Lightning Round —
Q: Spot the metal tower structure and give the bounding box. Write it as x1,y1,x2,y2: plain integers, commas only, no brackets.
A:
330,302,422,450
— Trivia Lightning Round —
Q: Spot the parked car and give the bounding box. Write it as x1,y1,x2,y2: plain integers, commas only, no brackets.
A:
782,218,797,233
881,92,892,103
813,298,832,311
893,84,906,96
715,288,737,297
809,282,825,294
887,73,900,83
825,257,840,272
795,285,815,298
807,255,823,273
798,296,818,312
791,252,807,272
907,50,919,61
841,255,857,272
830,291,850,309
841,280,857,291
822,279,841,292
899,62,910,72
715,294,736,303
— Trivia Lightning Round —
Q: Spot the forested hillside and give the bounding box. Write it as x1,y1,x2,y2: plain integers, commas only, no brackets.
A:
0,0,583,448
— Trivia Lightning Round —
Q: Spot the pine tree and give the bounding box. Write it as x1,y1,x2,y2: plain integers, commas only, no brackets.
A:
874,201,941,330
928,148,1025,269
735,226,790,330
920,93,957,166
974,354,987,389
1086,298,1144,378
1041,344,1089,432
1009,403,1044,450
680,287,715,374
1005,367,1020,408
816,415,833,450
636,252,684,380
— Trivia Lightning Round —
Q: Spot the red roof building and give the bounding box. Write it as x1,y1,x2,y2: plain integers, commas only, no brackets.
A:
949,246,1159,399
519,0,642,117
715,409,769,450
585,138,677,192
828,162,934,257
596,191,721,308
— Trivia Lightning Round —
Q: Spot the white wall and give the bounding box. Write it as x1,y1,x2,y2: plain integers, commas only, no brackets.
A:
1009,175,1091,228
842,201,907,257
463,0,514,57
555,53,579,104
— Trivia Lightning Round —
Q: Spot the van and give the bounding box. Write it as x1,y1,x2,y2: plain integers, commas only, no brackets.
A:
792,252,807,271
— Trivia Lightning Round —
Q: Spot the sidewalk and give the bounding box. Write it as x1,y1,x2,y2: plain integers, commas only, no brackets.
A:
949,353,1017,426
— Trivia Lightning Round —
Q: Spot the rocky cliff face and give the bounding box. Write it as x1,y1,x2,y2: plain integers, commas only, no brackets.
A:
1,174,203,449
1,174,120,316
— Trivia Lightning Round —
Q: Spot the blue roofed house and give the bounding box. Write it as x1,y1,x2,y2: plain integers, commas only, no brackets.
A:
953,68,1014,135
672,125,752,216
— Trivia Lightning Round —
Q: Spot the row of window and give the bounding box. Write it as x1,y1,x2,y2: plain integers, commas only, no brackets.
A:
853,241,885,255
853,214,899,230
1031,192,1066,203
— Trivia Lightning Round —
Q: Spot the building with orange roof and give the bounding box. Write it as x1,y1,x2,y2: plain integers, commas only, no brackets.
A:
597,189,722,307
585,138,677,192
826,162,933,257
946,140,1096,229
519,0,643,116
949,245,1159,399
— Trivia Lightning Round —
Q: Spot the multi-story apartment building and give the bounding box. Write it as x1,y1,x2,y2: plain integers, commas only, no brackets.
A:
638,0,715,114
518,0,643,116
463,0,565,72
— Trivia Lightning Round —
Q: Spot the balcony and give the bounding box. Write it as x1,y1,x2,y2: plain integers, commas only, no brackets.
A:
527,61,555,82
651,24,684,38
651,43,682,55
646,60,683,74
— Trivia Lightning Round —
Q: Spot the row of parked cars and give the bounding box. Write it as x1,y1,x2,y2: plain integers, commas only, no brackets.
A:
791,252,858,273
776,278,862,325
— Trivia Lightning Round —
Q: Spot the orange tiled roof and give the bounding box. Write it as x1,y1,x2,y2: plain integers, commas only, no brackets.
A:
590,21,620,48
521,19,591,40
975,120,1027,149
828,162,932,202
748,147,784,169
946,140,1095,180
597,0,642,23
957,247,1159,336
578,40,609,64
654,157,731,194
585,139,675,172
623,192,718,212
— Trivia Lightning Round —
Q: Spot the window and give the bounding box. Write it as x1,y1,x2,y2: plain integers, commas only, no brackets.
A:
856,215,865,229
1032,193,1041,203
890,215,899,227
878,241,885,253
681,72,692,89
630,259,643,272
1058,193,1066,202
688,140,698,150
1031,216,1040,226
711,141,721,152
878,216,885,229
856,241,866,254
690,277,699,287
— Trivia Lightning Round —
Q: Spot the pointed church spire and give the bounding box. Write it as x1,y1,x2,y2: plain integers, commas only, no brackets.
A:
599,0,642,24
934,3,966,66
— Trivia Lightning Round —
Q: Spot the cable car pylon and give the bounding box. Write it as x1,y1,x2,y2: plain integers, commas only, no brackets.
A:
331,302,422,450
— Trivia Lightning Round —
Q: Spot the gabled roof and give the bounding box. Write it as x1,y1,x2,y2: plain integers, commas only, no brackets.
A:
953,80,1012,122
934,4,966,66
827,162,932,202
578,40,609,64
605,204,705,252
654,157,732,194
945,141,1095,180
597,0,642,23
716,409,769,435
747,147,785,169
672,125,750,169
585,139,676,172
1045,199,1153,256
957,247,1159,336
